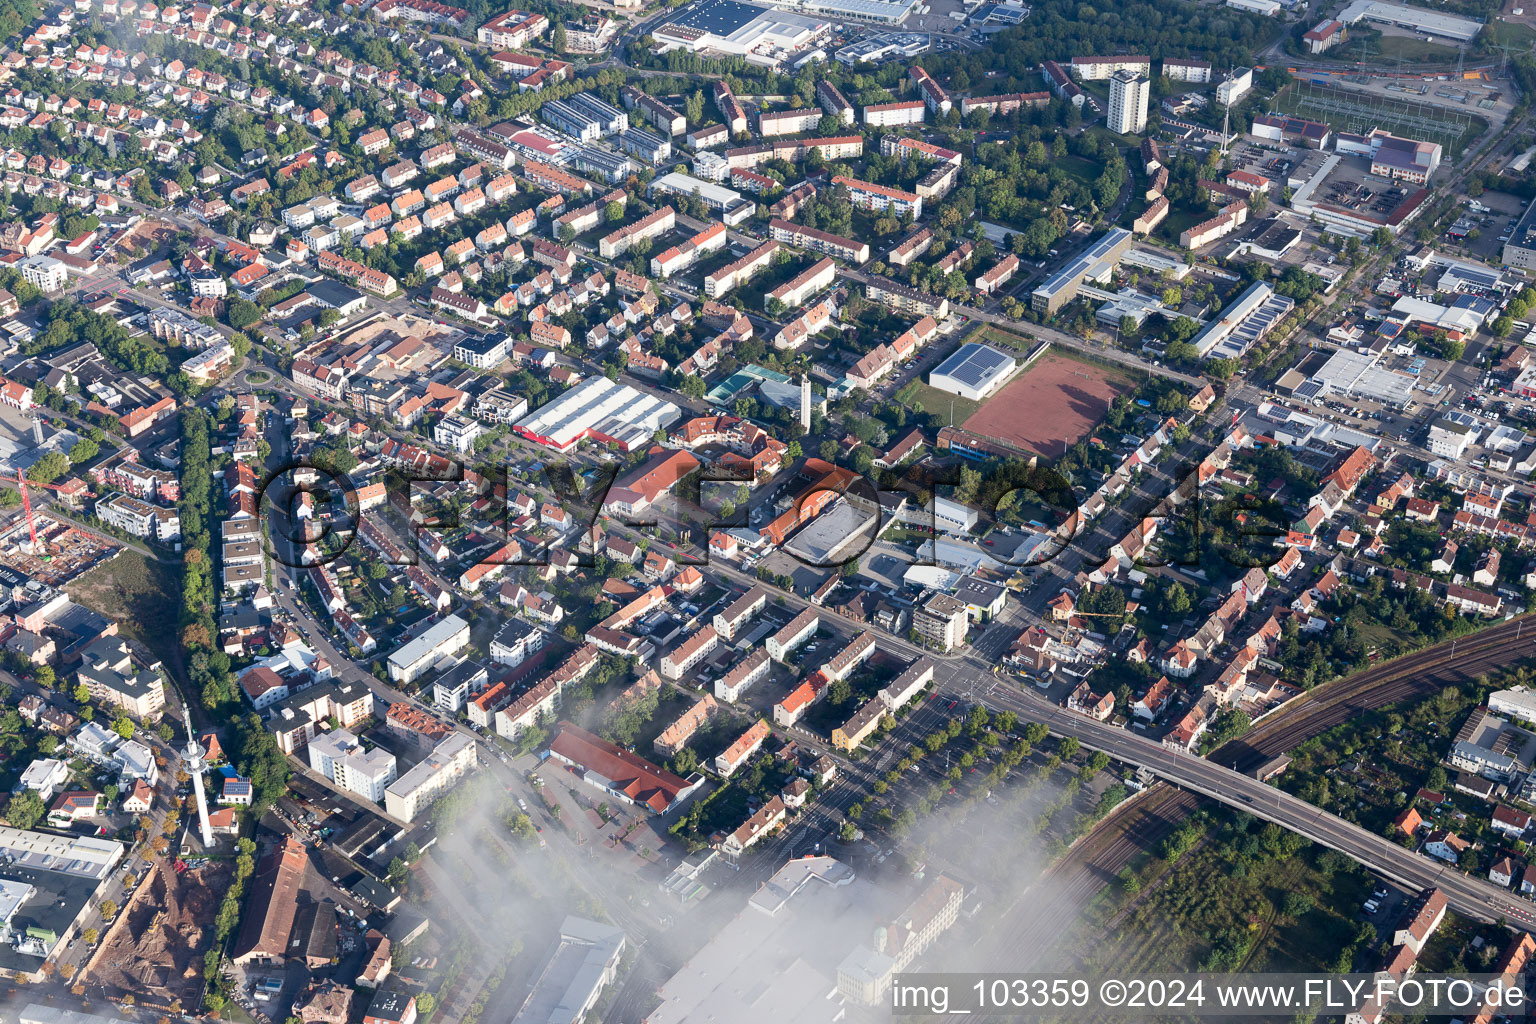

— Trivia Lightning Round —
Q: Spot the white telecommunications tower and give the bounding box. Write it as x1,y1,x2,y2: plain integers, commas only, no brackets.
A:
181,704,215,848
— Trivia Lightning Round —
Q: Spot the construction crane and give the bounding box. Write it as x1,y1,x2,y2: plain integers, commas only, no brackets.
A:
0,472,81,560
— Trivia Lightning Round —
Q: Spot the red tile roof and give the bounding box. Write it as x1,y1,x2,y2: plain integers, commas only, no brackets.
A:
548,722,693,813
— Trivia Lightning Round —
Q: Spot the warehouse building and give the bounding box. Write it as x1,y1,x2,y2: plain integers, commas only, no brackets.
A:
1190,281,1295,360
1335,0,1482,41
515,375,682,453
387,614,471,684
653,0,831,62
1294,347,1416,409
928,343,1017,401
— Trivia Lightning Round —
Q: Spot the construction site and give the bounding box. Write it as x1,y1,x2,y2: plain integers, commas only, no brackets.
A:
0,512,119,588
83,857,230,1013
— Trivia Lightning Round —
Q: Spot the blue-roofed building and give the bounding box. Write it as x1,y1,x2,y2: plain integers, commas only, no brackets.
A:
1450,293,1497,323
705,363,791,406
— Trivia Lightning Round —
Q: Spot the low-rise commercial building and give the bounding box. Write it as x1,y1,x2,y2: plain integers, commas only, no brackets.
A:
387,615,470,684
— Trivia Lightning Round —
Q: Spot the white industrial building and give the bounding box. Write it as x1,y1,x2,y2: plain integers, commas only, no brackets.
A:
653,0,831,64
1390,295,1491,337
387,614,471,683
927,343,1017,401
1335,0,1482,41
515,375,682,453
1296,347,1416,409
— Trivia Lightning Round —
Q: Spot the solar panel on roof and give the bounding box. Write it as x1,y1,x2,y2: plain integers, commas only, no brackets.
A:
931,343,1013,387
669,0,765,34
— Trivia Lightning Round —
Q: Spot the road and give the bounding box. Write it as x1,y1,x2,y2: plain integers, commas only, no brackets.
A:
834,263,1205,388
972,679,1536,931
667,503,1536,934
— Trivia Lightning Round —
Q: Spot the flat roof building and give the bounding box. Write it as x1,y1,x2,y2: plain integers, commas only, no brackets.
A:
511,917,625,1024
1336,0,1481,40
1190,281,1295,360
515,375,682,453
649,172,755,225
387,614,470,684
928,342,1016,401
1031,228,1134,314
383,732,476,822
1505,195,1536,271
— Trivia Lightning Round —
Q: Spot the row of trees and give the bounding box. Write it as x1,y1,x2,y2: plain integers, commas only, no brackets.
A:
176,409,243,716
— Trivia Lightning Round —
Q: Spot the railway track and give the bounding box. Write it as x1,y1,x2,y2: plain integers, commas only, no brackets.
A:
1220,614,1536,773
985,615,1536,976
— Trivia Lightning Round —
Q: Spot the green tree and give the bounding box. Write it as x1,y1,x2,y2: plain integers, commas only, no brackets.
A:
5,791,43,829
228,299,262,330
27,451,68,485
68,437,98,465
552,21,567,52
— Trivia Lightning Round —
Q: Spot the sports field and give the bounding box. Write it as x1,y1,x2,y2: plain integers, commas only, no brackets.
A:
962,351,1133,459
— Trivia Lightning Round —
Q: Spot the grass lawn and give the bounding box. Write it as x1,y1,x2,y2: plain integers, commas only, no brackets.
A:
963,323,1039,353
1332,30,1465,65
1156,205,1212,249
1057,155,1102,184
65,550,182,673
901,381,981,427
1482,19,1536,47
